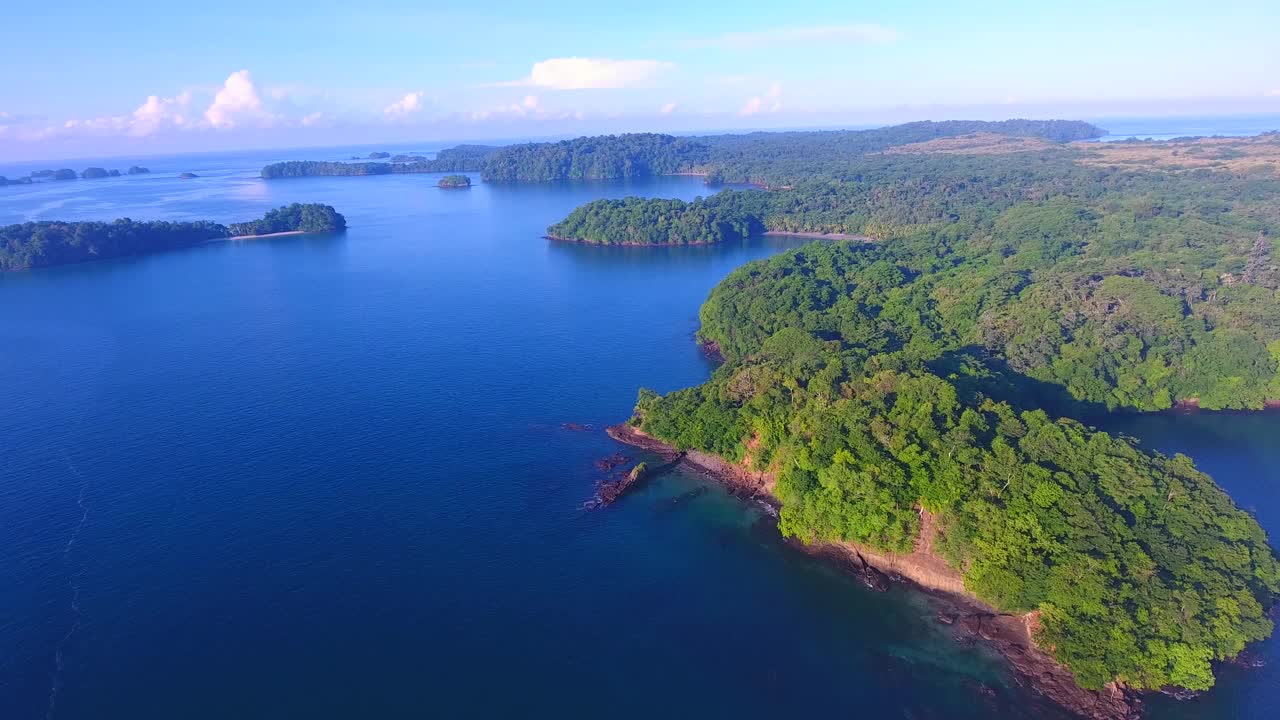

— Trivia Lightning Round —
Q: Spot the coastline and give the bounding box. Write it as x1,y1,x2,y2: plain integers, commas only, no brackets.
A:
761,230,875,242
228,230,307,241
544,234,718,246
606,423,1140,720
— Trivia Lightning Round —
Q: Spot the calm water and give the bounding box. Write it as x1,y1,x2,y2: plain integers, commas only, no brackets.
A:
1,146,1277,719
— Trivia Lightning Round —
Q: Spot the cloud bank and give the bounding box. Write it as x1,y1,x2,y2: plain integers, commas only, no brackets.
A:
492,57,674,90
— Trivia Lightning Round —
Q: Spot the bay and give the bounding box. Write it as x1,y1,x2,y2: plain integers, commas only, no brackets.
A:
0,139,1276,719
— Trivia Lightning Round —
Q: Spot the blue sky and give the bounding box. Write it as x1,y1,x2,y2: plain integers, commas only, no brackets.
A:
2,0,1278,160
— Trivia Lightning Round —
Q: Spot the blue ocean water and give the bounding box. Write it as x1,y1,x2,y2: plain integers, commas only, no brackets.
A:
0,133,1277,719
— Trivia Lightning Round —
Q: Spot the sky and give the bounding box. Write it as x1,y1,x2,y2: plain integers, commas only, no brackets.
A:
2,0,1279,161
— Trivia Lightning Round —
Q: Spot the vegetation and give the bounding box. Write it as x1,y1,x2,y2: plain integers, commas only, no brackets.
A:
264,121,1101,185
563,135,1280,412
53,169,77,180
261,145,497,179
633,352,1278,692
127,166,150,175
367,151,390,159
226,203,346,236
480,133,710,182
548,195,768,245
437,174,471,189
608,128,1280,693
1,204,345,270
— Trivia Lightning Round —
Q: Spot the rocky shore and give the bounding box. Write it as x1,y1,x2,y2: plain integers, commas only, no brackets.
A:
606,423,1141,719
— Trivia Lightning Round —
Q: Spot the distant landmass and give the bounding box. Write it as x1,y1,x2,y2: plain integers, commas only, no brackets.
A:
259,120,1105,185
1,203,346,271
261,145,499,179
437,174,471,188
3,165,146,186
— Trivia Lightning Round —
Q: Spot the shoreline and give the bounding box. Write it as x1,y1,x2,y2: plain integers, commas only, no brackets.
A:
228,230,307,241
544,234,718,247
606,423,1140,719
761,230,875,242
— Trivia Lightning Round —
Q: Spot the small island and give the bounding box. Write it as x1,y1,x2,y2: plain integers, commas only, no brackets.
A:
177,172,198,179
53,169,77,181
437,174,471,189
546,195,766,245
1,203,346,271
127,166,150,175
80,167,111,179
367,151,391,159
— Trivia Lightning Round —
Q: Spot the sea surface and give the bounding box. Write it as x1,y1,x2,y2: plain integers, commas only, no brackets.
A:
1,135,1278,719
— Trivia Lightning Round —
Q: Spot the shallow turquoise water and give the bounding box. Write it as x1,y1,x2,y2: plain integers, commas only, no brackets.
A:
0,148,1275,719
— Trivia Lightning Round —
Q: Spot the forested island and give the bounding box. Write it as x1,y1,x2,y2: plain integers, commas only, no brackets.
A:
589,126,1280,712
0,203,345,271
437,174,471,188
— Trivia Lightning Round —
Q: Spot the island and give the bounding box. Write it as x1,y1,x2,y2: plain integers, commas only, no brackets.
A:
567,127,1280,717
0,176,33,186
53,169,77,180
0,203,346,271
367,151,390,159
436,174,471,189
127,166,150,175
177,172,198,179
547,195,766,245
80,167,111,179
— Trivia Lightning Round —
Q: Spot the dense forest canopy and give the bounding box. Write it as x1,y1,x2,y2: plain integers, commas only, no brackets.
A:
558,134,1280,412
547,195,769,245
1,203,344,270
598,127,1280,694
437,174,471,188
227,203,345,237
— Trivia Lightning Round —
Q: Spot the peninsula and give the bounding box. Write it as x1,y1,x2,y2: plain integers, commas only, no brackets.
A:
0,203,345,271
580,126,1280,712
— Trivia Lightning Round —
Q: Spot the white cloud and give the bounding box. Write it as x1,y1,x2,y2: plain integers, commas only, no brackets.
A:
660,101,678,115
205,70,265,129
523,95,539,109
130,91,191,136
384,91,424,117
740,84,782,116
300,111,328,127
694,24,899,49
1268,89,1280,97
491,57,674,90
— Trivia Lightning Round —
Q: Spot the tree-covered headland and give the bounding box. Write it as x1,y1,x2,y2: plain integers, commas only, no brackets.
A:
614,129,1280,694
1,203,345,271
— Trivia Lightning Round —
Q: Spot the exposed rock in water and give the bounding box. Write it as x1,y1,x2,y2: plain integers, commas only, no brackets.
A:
1159,687,1201,701
1228,650,1267,669
594,453,631,472
561,422,593,432
596,462,651,506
